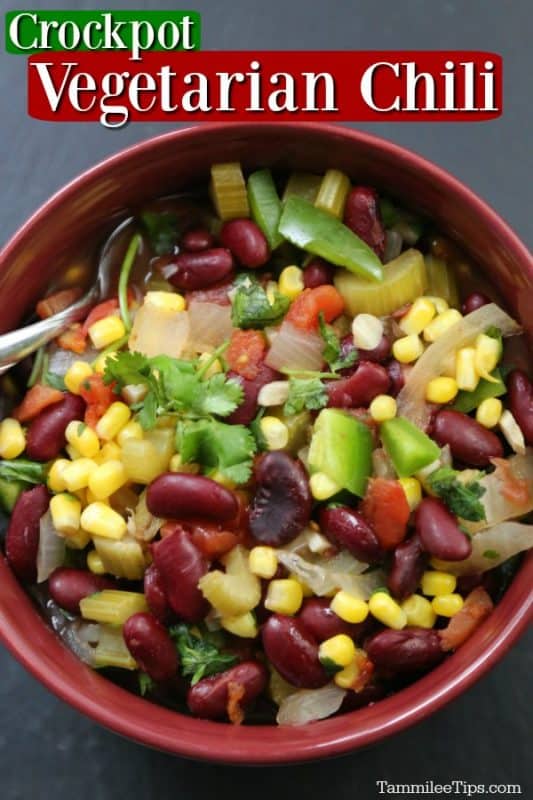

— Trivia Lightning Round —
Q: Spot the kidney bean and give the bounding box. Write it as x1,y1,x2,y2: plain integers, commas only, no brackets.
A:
387,535,428,600
319,506,383,563
327,361,390,408
5,485,50,582
303,258,334,289
226,364,280,426
123,612,178,682
147,473,238,522
151,528,208,622
187,661,268,720
415,497,472,561
262,614,329,688
26,393,86,461
185,278,233,307
507,370,533,445
249,452,312,547
167,249,234,291
360,334,392,364
299,598,364,642
461,292,490,315
432,409,503,467
144,564,170,622
340,682,386,712
343,187,386,259
48,568,116,613
457,573,483,594
387,359,406,397
220,219,270,268
181,227,215,253
365,627,444,673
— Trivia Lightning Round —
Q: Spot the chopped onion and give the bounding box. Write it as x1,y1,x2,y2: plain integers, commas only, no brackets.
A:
47,342,97,373
372,447,396,478
187,301,233,352
37,511,65,583
126,490,162,542
463,450,533,533
397,304,521,428
277,683,346,726
438,522,533,575
129,304,190,358
277,549,384,599
266,321,325,372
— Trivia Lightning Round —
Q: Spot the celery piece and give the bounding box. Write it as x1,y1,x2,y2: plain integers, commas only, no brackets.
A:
279,196,383,282
210,162,250,221
80,590,148,625
247,169,284,250
452,368,506,413
425,254,460,308
314,169,351,219
94,624,137,670
282,172,322,204
92,536,146,580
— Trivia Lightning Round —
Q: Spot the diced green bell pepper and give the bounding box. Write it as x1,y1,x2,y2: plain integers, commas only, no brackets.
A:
453,368,506,413
247,169,284,250
380,416,440,477
278,196,384,283
0,478,25,512
308,408,373,497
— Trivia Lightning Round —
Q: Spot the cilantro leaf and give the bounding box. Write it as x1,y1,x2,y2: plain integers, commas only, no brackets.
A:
283,377,328,416
138,672,155,696
140,211,180,255
177,418,257,485
192,373,243,418
427,467,486,522
169,624,238,685
231,274,289,329
318,313,357,373
250,408,268,452
0,459,47,485
483,549,500,560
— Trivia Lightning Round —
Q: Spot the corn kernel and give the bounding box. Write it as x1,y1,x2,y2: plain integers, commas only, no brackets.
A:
257,381,290,407
86,488,109,505
398,477,422,510
63,458,97,492
499,410,526,455
399,298,436,336
96,402,131,441
265,280,279,306
455,347,479,391
93,536,145,580
99,441,122,462
432,593,464,617
334,658,361,689
288,573,314,598
401,594,437,628
474,333,500,381
309,471,341,501
351,314,384,351
0,418,26,459
330,591,369,624
369,394,397,422
87,549,106,575
368,590,407,630
278,266,304,300
80,589,147,624
65,444,82,461
421,570,457,597
319,634,356,669
93,351,117,374
116,421,143,447
264,579,303,615
392,334,424,364
65,420,100,458
221,611,258,638
476,397,502,429
47,458,71,493
425,376,458,404
249,546,278,579
423,309,462,342
169,454,200,474
81,502,127,540
88,460,127,500
197,352,222,378
260,416,289,450
422,296,449,314
65,528,91,549
64,360,93,394
145,290,186,312
88,315,126,350
50,493,82,536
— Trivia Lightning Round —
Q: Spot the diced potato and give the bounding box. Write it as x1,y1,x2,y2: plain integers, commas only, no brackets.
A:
199,545,261,617
121,429,174,484
92,536,146,580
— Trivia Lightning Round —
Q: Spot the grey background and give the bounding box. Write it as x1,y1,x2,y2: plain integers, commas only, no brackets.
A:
0,0,531,797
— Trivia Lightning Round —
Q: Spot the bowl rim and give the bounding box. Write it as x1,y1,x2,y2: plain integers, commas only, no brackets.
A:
0,122,532,764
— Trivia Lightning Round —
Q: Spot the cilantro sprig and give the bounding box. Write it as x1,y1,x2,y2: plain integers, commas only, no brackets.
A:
177,418,257,485
427,467,486,522
283,377,328,416
169,624,238,685
231,273,289,329
0,459,47,485
318,313,357,373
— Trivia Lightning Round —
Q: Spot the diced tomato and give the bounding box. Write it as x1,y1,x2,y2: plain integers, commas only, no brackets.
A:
36,288,83,320
190,523,242,558
360,477,410,550
226,680,246,725
13,384,64,423
226,330,266,381
81,298,120,337
352,650,375,693
56,324,86,354
79,374,116,428
286,286,345,330
439,587,493,652
492,457,531,507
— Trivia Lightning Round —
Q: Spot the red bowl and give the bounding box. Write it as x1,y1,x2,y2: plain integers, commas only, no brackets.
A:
0,123,531,764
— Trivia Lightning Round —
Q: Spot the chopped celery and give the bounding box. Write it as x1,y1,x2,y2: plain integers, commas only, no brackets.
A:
247,169,284,249
278,196,383,282
282,172,322,204
94,624,137,670
425,254,459,308
92,536,146,580
335,248,427,316
314,169,351,219
453,368,506,413
80,590,148,625
210,162,249,221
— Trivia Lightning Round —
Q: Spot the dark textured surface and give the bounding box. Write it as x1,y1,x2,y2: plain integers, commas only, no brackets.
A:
0,0,531,797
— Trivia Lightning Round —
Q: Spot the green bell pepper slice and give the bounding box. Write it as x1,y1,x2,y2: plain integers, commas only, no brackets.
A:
453,368,506,414
380,416,440,477
247,169,284,250
308,408,373,497
278,196,384,283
